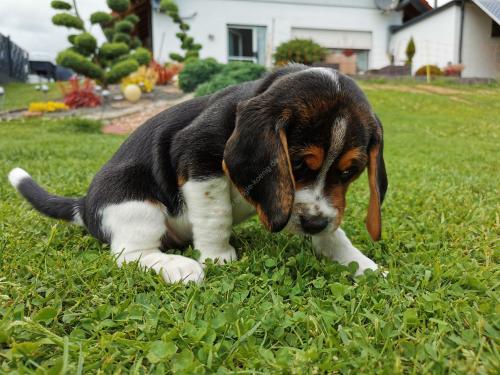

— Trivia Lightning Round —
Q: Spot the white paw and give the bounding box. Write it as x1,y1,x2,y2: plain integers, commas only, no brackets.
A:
199,245,237,265
157,255,205,284
353,257,379,276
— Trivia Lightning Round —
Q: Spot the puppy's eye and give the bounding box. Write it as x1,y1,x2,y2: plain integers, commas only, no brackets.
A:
340,168,355,180
292,159,310,181
293,159,306,170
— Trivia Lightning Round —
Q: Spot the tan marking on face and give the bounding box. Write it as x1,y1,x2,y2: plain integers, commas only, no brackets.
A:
302,145,325,171
329,185,347,226
177,175,187,186
337,147,365,171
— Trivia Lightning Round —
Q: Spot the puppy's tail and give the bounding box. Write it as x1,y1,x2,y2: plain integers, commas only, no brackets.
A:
8,168,85,226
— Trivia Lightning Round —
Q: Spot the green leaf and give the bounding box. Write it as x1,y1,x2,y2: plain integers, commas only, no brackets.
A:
33,307,58,323
147,340,177,363
171,349,195,372
403,308,419,325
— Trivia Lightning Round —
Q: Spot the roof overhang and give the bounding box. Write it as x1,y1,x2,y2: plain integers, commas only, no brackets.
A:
471,0,500,24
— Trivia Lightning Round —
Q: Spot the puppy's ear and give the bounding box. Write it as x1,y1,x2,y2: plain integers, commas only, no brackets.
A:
366,115,388,241
223,97,294,232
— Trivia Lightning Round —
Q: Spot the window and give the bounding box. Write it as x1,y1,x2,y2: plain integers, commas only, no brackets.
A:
492,21,500,37
228,26,266,65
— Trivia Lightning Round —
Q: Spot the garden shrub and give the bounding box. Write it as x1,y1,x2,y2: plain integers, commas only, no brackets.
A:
52,13,84,30
56,50,103,80
274,38,326,65
99,42,129,59
125,14,140,24
74,33,97,56
415,65,443,76
50,1,72,10
58,78,102,109
105,59,139,83
131,47,152,66
160,0,202,62
107,0,130,13
113,32,131,44
90,11,112,25
115,20,134,33
150,60,176,85
195,62,267,97
178,58,222,92
51,0,147,86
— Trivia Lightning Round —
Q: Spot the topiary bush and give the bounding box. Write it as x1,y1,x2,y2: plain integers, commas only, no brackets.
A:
406,37,416,66
52,13,84,30
99,42,129,59
51,1,72,10
107,0,130,13
90,11,112,25
56,49,104,80
415,65,443,76
274,38,326,65
131,47,152,66
160,0,202,62
105,59,139,83
74,33,97,56
51,0,151,86
195,62,267,97
178,58,223,92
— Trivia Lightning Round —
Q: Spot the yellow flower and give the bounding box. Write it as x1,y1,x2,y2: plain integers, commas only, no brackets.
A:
28,102,69,113
121,66,159,93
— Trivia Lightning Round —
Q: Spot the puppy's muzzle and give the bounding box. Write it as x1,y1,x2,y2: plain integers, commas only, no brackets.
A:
299,215,329,234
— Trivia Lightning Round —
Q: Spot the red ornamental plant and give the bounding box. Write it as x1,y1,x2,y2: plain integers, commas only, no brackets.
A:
59,78,102,108
150,60,175,85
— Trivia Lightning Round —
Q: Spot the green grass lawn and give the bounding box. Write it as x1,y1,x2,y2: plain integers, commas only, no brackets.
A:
0,82,498,373
0,82,62,112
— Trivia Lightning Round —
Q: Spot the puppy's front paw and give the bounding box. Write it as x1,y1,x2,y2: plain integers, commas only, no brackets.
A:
353,258,378,276
158,255,205,284
199,245,237,265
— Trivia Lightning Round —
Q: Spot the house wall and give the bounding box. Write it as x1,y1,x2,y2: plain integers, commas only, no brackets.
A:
151,0,401,68
461,2,500,78
389,5,461,74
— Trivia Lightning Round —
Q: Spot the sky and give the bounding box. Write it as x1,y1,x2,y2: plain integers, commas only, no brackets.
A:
0,0,454,62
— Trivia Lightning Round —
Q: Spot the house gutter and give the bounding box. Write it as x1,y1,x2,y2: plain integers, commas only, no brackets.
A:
458,0,465,63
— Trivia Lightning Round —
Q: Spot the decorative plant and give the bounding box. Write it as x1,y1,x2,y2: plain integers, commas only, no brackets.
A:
178,58,222,92
443,64,464,77
195,62,267,97
121,66,159,93
58,78,102,108
415,65,443,76
28,101,69,113
51,0,152,86
150,60,176,85
406,37,416,67
160,0,202,62
274,39,326,66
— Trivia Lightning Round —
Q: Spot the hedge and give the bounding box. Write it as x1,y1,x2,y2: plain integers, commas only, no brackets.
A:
178,58,222,92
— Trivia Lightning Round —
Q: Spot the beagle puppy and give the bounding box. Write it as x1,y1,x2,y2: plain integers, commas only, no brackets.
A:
8,64,387,284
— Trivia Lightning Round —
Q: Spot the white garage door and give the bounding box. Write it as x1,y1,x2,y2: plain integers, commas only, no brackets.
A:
291,28,372,50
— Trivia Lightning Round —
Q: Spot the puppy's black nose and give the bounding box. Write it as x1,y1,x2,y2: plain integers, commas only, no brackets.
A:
300,215,329,234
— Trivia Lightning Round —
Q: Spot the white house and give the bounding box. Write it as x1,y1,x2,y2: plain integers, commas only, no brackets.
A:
390,0,500,78
146,0,408,73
